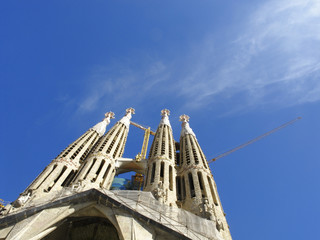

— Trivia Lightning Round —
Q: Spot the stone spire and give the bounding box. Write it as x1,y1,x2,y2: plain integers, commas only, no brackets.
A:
72,108,135,190
177,115,232,240
143,109,177,206
91,112,115,136
14,112,114,207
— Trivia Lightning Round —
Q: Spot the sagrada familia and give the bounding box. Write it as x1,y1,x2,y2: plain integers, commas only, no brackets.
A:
0,108,232,240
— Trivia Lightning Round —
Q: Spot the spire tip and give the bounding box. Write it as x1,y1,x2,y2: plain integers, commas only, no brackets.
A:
126,108,135,115
161,109,170,117
179,114,190,123
104,112,115,119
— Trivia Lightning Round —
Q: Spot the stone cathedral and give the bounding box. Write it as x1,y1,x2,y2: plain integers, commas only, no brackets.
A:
0,108,232,240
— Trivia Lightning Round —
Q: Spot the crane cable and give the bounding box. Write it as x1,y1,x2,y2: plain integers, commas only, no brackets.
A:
208,117,302,164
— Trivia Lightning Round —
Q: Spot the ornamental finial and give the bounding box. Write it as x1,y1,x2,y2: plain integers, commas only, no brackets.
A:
179,114,190,123
126,107,135,115
160,109,171,127
104,112,115,119
161,109,170,117
91,111,114,136
120,108,135,128
180,114,195,137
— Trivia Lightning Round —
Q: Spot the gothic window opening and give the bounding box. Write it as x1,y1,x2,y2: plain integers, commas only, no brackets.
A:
106,139,115,154
119,134,127,157
176,176,181,200
168,130,173,159
185,147,190,165
188,172,195,198
144,168,149,187
151,162,156,183
36,164,57,190
154,139,159,156
182,176,186,200
47,166,67,192
113,130,125,158
190,138,199,165
100,164,111,188
198,172,206,198
176,151,180,166
160,162,164,182
92,160,105,182
79,135,99,162
180,138,184,165
148,140,155,158
208,176,219,206
61,170,76,187
83,158,97,180
169,165,173,191
161,140,165,155
70,132,95,160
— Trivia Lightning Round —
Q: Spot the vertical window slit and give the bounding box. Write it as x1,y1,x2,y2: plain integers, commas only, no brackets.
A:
47,166,67,192
160,162,164,181
208,176,218,206
151,162,156,183
188,172,195,198
169,166,173,191
61,170,76,187
83,158,96,180
176,176,181,200
36,164,57,190
182,176,186,200
100,164,111,188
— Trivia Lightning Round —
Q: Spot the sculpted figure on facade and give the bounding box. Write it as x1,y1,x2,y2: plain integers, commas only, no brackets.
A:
153,181,167,203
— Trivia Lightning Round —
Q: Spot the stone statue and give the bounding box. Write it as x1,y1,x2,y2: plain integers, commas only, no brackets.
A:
153,181,166,203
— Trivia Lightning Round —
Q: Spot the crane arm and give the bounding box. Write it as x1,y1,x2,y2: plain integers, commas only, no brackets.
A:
130,121,156,135
208,117,302,164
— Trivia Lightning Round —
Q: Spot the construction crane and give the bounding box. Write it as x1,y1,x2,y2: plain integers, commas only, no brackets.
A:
130,121,156,190
0,199,5,208
130,121,156,161
208,117,302,164
130,121,156,136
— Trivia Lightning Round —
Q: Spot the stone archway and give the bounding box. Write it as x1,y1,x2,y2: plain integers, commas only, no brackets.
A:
42,216,120,240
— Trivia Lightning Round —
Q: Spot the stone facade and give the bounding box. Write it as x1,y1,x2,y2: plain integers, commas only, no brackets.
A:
12,112,114,207
1,108,232,240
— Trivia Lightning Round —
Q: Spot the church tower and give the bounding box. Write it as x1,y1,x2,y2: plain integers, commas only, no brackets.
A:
144,109,177,206
13,112,114,207
72,108,134,190
1,108,232,240
178,114,232,240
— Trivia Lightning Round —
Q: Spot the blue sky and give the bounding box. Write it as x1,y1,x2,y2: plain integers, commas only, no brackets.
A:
1,0,320,239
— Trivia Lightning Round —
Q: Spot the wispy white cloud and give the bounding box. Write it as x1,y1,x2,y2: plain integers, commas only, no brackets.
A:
178,0,320,111
77,61,172,114
78,0,320,115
